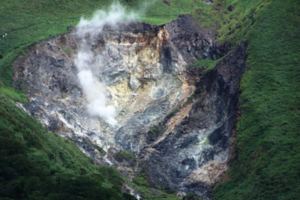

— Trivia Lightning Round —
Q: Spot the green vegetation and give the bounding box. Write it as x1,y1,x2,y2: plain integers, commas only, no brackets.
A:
193,58,217,70
125,172,180,200
1,0,300,199
169,108,179,117
115,150,135,160
130,0,207,25
192,0,268,46
200,0,300,199
134,171,150,187
182,193,203,200
61,46,71,54
0,93,136,199
193,57,225,73
0,87,28,104
93,144,106,156
149,125,164,137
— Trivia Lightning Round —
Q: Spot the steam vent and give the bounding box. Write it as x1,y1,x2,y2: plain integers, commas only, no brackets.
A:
13,12,246,200
2,0,299,199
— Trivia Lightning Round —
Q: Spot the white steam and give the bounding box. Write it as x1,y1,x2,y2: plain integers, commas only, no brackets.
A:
76,2,137,38
74,2,138,126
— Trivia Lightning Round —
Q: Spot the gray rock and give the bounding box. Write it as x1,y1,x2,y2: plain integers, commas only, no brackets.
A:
12,15,244,200
129,75,141,92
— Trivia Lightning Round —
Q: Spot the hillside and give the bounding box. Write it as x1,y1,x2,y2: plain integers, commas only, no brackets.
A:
1,0,300,200
0,93,137,199
211,0,300,199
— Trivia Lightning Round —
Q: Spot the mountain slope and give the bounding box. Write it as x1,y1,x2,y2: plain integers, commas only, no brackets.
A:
0,0,299,199
0,93,136,200
213,0,300,199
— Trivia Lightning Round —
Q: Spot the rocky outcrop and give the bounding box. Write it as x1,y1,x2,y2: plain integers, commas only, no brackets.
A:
13,15,246,200
140,43,247,199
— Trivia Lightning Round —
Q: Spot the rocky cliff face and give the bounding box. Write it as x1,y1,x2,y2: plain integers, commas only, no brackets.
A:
13,15,246,199
140,43,247,199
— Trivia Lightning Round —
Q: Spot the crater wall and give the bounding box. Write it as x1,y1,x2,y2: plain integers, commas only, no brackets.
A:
13,15,246,199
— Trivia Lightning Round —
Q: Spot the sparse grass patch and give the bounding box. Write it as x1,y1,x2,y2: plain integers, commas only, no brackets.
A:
93,144,106,156
149,125,164,137
61,46,71,54
116,150,135,160
193,56,225,73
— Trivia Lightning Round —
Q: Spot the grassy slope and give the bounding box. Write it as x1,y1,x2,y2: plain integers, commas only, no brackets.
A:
0,93,136,199
212,0,300,199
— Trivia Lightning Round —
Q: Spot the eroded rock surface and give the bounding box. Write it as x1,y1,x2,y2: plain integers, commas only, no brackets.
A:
13,15,246,199
140,43,247,199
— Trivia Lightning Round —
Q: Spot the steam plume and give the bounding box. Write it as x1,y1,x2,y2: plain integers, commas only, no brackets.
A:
74,2,138,126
